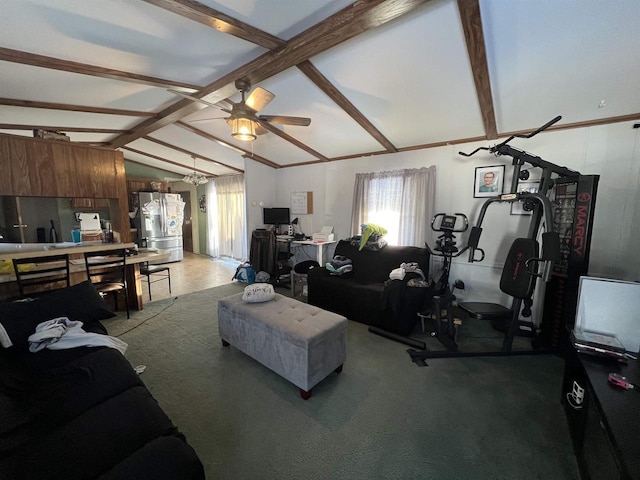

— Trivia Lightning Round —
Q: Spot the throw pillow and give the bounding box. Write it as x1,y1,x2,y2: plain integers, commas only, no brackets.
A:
0,281,115,352
242,283,275,303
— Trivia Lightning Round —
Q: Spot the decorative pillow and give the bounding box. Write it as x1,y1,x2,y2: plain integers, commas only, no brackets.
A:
242,283,275,303
0,281,115,352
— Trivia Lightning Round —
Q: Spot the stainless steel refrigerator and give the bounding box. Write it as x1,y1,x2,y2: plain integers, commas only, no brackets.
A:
136,192,185,263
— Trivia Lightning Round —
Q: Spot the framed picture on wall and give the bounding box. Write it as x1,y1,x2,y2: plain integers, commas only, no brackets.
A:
474,165,504,198
510,181,539,215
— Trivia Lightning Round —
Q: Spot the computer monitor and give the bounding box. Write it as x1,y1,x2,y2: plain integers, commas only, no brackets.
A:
263,207,290,226
574,276,640,353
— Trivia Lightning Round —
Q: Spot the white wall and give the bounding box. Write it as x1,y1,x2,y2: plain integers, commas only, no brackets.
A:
259,121,640,305
244,159,277,255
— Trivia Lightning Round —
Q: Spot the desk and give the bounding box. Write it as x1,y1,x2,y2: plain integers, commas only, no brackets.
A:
562,347,640,479
291,240,337,265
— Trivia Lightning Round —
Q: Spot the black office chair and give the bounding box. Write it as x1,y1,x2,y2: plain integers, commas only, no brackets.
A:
140,262,171,301
12,254,70,298
84,249,129,319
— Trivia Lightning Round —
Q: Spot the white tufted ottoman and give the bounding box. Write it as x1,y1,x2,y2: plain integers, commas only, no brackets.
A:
218,293,347,399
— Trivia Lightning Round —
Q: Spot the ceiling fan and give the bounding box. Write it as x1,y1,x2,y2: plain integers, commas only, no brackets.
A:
169,78,311,141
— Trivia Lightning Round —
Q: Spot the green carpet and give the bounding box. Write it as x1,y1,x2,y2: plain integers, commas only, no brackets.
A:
102,283,579,480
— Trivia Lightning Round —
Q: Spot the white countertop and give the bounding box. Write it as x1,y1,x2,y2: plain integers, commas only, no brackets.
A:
0,242,136,261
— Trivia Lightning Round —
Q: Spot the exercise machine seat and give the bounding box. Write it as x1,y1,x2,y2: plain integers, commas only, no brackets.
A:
459,237,539,319
458,302,511,320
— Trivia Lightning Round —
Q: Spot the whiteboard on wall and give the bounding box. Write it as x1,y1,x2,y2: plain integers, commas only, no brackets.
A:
291,192,313,215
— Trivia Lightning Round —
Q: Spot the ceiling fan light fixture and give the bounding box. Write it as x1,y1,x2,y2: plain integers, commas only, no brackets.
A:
231,116,256,141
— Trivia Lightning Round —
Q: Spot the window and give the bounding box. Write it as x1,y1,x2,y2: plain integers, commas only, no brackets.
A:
351,166,435,246
207,174,247,260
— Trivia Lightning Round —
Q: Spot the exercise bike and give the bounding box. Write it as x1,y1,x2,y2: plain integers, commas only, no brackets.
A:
419,213,468,350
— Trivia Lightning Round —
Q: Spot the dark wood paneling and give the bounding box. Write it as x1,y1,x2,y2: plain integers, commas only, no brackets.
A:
0,133,131,243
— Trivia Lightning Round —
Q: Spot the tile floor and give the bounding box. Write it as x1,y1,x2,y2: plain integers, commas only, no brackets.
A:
139,252,240,304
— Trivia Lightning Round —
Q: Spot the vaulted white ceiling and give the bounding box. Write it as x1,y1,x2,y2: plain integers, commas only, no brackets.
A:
1,0,639,179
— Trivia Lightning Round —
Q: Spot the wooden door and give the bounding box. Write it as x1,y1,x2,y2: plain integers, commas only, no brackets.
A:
178,191,193,252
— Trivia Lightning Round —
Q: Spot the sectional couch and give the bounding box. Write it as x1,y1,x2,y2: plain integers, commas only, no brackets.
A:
0,282,204,480
308,240,431,335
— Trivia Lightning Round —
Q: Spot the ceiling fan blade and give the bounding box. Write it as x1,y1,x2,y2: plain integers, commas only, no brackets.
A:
245,87,275,112
255,124,269,136
259,115,311,126
167,89,232,113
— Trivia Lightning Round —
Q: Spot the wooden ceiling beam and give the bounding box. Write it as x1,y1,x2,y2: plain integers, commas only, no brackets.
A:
175,121,280,169
120,146,216,176
143,135,243,173
501,112,640,137
255,120,329,162
141,0,286,50
297,60,397,153
0,124,125,134
0,97,156,117
108,0,433,148
457,0,498,140
0,47,201,93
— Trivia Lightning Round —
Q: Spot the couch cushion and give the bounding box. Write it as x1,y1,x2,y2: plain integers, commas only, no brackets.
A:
0,347,143,455
98,436,204,480
1,385,182,480
334,241,429,283
0,281,114,353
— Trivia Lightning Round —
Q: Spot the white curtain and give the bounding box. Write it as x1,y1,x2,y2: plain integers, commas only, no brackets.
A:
350,166,436,246
207,174,247,260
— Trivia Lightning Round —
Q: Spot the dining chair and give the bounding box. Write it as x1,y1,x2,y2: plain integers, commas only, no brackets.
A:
140,262,171,301
84,249,129,319
12,254,70,298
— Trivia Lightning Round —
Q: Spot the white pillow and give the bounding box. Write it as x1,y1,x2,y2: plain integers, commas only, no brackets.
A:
242,283,275,303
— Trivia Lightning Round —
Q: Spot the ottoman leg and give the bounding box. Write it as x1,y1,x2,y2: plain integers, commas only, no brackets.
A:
335,364,343,373
300,388,312,400
221,339,230,347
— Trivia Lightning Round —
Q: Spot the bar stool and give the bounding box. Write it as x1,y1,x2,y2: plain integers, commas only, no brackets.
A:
140,262,171,301
85,249,129,319
12,254,70,298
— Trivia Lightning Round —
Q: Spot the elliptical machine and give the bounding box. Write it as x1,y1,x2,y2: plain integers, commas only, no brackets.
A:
419,213,468,349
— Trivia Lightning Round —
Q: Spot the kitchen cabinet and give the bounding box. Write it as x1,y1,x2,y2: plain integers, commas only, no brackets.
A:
0,133,130,243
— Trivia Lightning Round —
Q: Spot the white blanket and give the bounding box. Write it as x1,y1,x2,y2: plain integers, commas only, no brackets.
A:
28,317,127,355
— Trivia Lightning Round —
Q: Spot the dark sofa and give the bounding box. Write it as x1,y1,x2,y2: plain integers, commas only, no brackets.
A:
307,240,430,335
0,282,204,480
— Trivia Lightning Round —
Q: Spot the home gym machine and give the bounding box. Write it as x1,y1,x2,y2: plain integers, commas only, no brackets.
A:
408,115,599,365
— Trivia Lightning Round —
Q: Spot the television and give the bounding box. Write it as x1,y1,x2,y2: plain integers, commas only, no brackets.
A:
263,207,290,226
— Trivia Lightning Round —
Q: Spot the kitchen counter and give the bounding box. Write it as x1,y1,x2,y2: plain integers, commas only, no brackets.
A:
0,243,169,311
0,242,136,261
